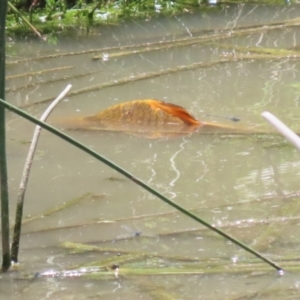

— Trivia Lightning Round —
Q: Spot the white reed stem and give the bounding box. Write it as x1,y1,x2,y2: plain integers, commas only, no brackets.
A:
11,84,72,263
262,111,300,151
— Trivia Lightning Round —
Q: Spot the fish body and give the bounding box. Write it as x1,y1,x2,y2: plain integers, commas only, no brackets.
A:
57,99,252,138
59,99,202,138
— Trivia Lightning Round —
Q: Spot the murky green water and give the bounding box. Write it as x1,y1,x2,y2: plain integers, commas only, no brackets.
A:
3,3,300,299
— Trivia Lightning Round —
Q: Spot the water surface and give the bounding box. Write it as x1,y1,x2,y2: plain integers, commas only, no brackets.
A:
3,4,300,299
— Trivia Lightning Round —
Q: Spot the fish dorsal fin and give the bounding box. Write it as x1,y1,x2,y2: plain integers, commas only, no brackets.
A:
88,99,201,127
148,100,201,126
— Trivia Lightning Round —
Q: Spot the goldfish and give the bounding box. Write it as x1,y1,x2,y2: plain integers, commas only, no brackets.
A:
58,99,252,138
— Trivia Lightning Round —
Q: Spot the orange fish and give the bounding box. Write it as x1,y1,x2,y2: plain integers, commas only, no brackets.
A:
58,99,249,138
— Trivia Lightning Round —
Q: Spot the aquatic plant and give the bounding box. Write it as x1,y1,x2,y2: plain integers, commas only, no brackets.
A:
0,0,11,272
6,0,288,36
11,84,72,263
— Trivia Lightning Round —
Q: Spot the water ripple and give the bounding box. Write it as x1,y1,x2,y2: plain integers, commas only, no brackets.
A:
169,138,188,187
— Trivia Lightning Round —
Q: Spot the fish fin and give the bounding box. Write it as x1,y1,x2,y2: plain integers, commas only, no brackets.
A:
148,100,201,126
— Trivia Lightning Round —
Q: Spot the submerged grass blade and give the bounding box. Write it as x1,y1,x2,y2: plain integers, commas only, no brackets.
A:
21,192,91,226
6,66,73,80
6,70,98,93
0,99,283,272
7,17,300,65
62,241,201,263
0,0,11,272
27,58,232,107
36,255,300,280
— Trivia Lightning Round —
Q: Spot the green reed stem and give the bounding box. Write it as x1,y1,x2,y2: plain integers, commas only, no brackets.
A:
0,99,283,272
0,0,11,272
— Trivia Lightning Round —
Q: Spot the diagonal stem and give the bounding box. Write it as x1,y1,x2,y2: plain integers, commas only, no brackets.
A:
0,99,283,272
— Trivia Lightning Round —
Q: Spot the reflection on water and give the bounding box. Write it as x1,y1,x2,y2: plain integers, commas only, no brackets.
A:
3,3,300,299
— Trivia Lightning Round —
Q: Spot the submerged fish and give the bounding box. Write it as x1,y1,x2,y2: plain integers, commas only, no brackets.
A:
57,99,253,138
